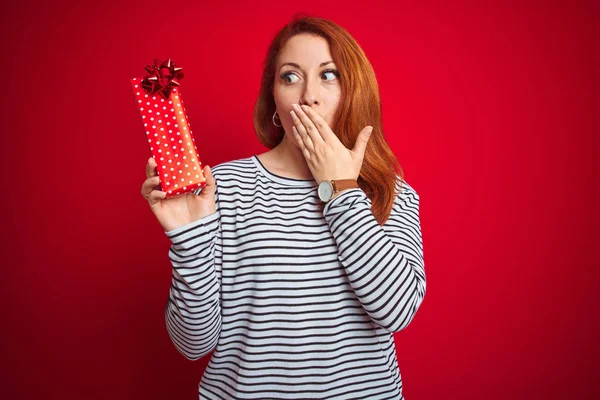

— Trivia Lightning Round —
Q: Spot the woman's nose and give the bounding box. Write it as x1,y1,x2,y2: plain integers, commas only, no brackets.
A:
299,81,319,107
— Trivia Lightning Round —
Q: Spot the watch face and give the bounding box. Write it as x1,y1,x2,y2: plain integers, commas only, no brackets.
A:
318,181,333,202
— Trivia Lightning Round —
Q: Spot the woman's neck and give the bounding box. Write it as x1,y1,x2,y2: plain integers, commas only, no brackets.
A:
271,134,314,180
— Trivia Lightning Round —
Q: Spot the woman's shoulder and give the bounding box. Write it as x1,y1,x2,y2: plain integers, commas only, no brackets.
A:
193,156,256,197
394,175,420,203
210,156,255,179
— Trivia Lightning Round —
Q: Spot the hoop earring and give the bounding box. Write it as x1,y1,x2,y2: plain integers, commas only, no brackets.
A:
272,110,283,127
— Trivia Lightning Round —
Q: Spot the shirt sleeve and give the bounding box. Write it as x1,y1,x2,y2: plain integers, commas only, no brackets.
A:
322,178,426,333
163,186,223,360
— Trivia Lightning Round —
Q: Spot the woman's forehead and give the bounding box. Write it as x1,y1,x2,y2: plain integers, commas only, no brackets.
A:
277,35,333,68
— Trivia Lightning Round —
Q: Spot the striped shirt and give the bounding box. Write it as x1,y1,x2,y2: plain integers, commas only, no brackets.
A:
164,155,426,400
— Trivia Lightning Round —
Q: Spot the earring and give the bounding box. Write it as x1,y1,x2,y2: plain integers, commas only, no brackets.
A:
272,110,282,127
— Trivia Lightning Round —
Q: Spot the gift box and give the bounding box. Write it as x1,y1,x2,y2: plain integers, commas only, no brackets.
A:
130,58,206,197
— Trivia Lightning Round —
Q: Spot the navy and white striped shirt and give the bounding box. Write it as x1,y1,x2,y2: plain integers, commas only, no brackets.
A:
164,155,426,399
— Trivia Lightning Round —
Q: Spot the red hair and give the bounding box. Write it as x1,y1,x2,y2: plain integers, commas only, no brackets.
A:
253,13,405,225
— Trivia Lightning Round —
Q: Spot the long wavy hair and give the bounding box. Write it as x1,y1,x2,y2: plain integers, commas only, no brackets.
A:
253,13,405,225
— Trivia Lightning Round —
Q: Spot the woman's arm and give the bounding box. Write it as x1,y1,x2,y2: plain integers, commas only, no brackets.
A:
323,178,426,333
163,193,223,361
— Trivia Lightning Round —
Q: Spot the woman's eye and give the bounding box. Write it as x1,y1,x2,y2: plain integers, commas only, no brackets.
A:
281,72,299,84
322,69,340,81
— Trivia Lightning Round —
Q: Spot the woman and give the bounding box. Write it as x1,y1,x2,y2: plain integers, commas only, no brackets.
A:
141,13,426,400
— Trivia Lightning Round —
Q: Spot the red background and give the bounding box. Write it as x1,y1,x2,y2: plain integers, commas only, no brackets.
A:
2,0,598,399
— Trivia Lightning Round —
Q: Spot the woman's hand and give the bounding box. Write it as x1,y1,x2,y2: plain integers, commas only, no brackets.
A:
141,157,217,232
289,103,373,183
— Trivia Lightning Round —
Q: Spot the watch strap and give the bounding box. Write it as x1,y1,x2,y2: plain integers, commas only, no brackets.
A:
332,179,359,192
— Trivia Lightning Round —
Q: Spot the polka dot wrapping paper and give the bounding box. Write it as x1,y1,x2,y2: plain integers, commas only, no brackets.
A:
130,62,206,198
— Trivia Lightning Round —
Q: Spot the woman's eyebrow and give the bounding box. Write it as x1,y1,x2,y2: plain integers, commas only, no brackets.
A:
279,61,334,71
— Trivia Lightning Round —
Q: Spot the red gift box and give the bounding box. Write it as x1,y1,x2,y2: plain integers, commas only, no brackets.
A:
130,59,206,197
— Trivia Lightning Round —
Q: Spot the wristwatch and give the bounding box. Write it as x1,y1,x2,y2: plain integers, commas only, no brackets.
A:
318,179,359,203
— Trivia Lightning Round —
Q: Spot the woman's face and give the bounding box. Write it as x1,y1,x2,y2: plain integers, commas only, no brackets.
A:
273,33,341,142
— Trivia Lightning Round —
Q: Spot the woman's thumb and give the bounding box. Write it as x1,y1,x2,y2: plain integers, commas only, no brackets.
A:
204,165,215,186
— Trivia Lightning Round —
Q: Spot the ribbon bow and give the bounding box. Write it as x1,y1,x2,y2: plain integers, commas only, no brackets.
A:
140,58,184,99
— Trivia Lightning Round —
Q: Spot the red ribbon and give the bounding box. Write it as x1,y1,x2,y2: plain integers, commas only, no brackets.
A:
140,58,184,99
